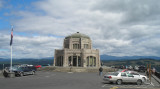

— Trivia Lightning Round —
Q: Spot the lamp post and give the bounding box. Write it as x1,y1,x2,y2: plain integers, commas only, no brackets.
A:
3,64,4,70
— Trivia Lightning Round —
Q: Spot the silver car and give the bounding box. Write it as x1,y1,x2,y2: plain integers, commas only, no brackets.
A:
126,71,148,82
103,72,143,85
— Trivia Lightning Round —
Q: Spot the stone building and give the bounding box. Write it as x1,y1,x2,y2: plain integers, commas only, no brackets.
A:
54,32,101,67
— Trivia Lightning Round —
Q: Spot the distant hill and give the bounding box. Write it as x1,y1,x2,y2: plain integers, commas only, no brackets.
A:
0,57,54,66
1,55,160,61
100,55,160,60
1,55,160,62
0,57,54,70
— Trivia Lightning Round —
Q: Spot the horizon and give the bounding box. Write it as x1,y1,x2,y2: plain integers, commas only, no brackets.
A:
0,55,160,60
1,0,160,59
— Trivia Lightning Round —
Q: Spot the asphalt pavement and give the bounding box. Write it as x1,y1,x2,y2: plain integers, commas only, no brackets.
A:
0,71,159,89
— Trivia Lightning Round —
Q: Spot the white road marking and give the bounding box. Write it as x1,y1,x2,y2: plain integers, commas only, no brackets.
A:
102,84,107,87
151,82,154,86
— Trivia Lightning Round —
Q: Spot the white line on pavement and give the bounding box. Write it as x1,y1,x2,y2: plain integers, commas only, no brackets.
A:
102,84,106,87
151,82,154,86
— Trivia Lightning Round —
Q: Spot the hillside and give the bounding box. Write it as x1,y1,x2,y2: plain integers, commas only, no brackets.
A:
100,55,160,60
0,58,53,70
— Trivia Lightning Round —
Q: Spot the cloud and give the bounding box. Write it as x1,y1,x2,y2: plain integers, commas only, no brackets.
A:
1,0,160,58
0,0,3,8
0,33,63,58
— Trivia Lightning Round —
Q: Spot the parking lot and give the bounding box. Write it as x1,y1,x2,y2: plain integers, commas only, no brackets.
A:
0,71,160,89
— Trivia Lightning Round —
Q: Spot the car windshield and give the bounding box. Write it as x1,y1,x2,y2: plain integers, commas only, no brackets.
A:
15,67,24,71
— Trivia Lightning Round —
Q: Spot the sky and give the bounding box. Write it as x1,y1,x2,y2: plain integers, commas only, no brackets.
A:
0,0,160,59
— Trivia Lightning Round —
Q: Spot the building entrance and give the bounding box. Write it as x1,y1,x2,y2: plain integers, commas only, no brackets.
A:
73,56,77,66
68,56,81,67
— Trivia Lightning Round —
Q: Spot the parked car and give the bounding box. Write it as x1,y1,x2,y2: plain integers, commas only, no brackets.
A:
35,65,42,68
128,65,133,70
134,66,139,71
42,64,51,67
125,71,148,82
138,66,146,72
13,66,36,76
103,72,143,85
119,65,125,69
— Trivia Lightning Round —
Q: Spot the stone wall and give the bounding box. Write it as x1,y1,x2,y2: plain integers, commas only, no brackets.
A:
0,70,4,78
38,66,118,73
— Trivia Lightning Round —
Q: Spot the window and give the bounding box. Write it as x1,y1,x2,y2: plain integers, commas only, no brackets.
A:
87,56,96,67
73,44,80,49
56,56,63,66
65,44,69,48
111,72,119,76
121,73,127,77
84,44,88,49
131,73,139,75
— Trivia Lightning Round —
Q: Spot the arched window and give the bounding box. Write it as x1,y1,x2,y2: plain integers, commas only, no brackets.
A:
87,56,96,67
56,56,63,66
73,44,80,49
68,56,82,67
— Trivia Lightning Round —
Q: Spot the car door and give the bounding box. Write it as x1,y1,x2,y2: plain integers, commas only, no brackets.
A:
127,74,136,82
23,67,30,75
121,72,128,82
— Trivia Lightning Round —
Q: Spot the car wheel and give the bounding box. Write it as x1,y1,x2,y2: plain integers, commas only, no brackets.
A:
32,71,35,75
116,79,122,85
137,79,142,85
20,72,23,77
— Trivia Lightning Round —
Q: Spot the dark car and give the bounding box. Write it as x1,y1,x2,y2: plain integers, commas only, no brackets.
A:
14,66,36,76
119,65,125,69
138,66,146,72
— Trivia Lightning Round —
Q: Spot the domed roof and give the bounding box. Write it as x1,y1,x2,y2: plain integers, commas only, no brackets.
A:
65,32,90,39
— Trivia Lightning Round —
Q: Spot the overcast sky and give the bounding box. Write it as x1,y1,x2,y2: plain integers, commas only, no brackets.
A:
0,0,160,59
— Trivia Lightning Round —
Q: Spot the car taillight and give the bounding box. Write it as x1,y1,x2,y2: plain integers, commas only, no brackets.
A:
108,76,112,79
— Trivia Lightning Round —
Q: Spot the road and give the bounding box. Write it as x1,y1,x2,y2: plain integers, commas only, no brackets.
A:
0,71,159,89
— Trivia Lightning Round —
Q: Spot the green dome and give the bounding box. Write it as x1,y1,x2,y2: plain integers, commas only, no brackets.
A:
65,32,90,39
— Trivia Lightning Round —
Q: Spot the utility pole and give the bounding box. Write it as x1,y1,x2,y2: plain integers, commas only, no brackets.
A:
3,64,4,70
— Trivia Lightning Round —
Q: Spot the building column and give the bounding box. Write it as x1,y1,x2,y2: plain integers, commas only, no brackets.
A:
60,56,62,66
92,58,93,67
71,56,73,66
89,56,90,67
77,56,78,67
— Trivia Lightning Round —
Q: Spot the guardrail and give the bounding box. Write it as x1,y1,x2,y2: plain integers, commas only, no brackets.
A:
155,71,160,79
